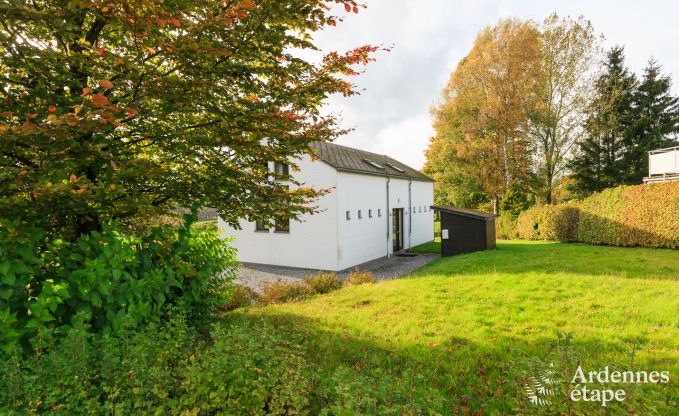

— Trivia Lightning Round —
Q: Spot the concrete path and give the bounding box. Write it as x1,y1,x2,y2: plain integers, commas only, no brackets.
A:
236,253,439,292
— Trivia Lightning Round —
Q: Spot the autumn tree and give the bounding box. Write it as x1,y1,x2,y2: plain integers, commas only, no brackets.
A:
0,0,377,240
427,19,543,213
529,14,601,204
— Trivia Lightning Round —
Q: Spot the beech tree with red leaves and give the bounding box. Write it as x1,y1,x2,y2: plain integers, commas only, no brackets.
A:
0,0,377,239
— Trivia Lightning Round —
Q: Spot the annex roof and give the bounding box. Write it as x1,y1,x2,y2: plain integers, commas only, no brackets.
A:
431,205,497,222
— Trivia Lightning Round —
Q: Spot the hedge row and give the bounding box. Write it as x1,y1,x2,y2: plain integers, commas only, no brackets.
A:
498,181,679,249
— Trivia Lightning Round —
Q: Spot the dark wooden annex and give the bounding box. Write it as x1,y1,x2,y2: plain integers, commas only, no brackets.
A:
432,205,496,256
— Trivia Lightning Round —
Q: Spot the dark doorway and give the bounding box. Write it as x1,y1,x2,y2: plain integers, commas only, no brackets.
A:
392,208,403,252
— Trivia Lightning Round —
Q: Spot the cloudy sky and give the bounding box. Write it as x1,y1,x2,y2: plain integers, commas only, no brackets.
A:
311,0,679,169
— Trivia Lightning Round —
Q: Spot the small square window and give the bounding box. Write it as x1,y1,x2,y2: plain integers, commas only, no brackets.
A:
346,211,351,220
255,220,269,231
274,161,289,176
275,216,290,232
368,209,372,218
419,206,422,213
358,210,362,219
378,209,382,217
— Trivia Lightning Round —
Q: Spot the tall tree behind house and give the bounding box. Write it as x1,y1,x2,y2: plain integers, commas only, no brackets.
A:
622,60,679,183
569,46,637,196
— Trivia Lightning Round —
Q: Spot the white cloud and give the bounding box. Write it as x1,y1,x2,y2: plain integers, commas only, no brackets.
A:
312,0,679,170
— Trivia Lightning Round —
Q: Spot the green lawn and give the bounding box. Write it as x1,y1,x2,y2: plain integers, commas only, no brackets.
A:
226,241,679,414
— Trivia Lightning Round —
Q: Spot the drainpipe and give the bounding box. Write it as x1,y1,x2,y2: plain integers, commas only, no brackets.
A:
408,179,412,250
386,177,390,258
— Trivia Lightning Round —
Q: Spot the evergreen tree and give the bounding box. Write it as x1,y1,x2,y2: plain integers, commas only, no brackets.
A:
569,46,637,196
622,60,679,183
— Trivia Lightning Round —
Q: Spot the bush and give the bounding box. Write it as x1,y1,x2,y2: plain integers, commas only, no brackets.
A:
260,279,312,304
344,269,376,286
183,319,313,415
0,313,314,415
304,272,342,294
0,217,237,355
496,212,518,239
577,182,679,248
509,182,678,248
221,284,260,311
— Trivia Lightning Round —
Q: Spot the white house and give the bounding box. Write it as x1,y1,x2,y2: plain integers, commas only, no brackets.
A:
218,142,435,271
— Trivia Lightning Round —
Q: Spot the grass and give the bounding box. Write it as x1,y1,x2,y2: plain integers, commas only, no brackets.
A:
224,241,679,414
409,239,441,253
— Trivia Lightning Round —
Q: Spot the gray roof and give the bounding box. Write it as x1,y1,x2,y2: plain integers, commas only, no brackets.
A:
432,205,497,221
311,141,433,182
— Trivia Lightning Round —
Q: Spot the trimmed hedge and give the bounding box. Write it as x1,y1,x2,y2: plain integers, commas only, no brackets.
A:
507,182,679,249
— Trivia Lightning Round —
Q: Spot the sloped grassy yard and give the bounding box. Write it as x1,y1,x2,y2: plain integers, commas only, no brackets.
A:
224,241,679,414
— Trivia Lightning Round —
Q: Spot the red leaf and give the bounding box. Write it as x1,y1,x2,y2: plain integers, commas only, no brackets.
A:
344,3,351,12
92,93,109,106
353,6,358,13
328,19,336,26
99,79,114,90
97,48,106,57
81,87,92,96
48,105,57,112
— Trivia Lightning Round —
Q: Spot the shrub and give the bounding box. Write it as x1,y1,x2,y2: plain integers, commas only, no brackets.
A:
0,217,237,355
183,319,313,415
577,182,679,248
221,284,260,311
260,279,312,304
0,313,314,415
515,206,543,240
304,272,342,294
344,269,376,286
511,182,678,248
496,212,518,239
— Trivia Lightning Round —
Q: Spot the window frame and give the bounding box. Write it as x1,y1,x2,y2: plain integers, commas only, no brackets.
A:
274,216,290,233
274,161,289,176
255,219,270,232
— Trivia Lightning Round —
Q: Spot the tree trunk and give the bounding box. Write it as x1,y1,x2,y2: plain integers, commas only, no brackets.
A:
493,195,500,215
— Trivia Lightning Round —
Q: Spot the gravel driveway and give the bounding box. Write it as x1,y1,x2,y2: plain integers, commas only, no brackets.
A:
236,253,439,292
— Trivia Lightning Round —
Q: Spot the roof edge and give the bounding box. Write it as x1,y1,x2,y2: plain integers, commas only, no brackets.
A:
431,205,497,221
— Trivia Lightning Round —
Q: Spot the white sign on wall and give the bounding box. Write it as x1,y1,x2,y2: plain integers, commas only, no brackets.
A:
442,229,449,240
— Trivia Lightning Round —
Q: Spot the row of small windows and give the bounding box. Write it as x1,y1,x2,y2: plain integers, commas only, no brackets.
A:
346,206,429,221
346,209,382,220
255,218,289,233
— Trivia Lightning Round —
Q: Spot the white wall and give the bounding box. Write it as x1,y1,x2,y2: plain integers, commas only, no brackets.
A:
336,172,389,270
336,174,434,270
649,147,678,175
218,154,339,271
410,181,435,246
220,156,435,271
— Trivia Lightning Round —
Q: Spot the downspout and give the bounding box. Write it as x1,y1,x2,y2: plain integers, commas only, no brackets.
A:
408,179,412,250
386,177,390,258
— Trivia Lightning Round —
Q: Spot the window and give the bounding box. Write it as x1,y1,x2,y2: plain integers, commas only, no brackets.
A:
274,161,289,176
346,211,351,220
378,209,382,217
419,206,422,213
274,216,290,232
368,209,372,218
255,220,269,231
385,163,405,173
358,210,362,219
412,206,415,213
362,158,384,169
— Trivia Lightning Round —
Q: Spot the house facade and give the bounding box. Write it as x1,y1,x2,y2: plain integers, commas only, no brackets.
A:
218,142,435,271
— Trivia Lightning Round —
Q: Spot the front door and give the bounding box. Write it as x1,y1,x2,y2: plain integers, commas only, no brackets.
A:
392,208,403,252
